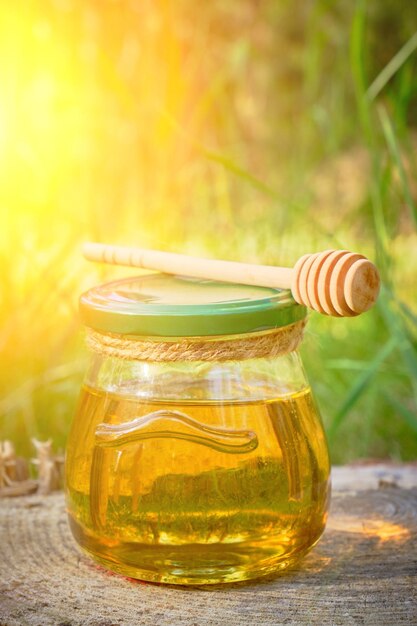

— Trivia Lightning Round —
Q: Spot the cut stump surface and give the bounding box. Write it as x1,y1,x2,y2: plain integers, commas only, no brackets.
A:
0,464,417,626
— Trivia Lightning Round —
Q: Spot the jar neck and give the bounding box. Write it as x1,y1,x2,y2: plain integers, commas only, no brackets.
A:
84,319,307,364
83,347,310,403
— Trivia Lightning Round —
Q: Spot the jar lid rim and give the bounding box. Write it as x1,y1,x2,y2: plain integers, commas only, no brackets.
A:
80,273,307,337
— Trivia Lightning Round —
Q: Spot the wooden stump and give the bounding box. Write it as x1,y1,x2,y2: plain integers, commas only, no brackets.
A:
0,464,416,626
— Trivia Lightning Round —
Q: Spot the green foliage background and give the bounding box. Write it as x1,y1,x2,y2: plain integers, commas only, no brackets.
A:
1,0,417,462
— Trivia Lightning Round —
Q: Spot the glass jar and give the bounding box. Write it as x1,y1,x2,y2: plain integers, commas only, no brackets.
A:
66,274,330,585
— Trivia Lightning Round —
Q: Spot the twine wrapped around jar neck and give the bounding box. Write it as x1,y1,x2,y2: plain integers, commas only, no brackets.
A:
85,319,307,362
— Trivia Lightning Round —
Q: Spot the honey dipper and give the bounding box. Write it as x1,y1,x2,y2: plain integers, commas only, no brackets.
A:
83,243,380,317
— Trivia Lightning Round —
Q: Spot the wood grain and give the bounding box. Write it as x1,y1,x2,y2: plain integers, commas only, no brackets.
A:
0,464,416,626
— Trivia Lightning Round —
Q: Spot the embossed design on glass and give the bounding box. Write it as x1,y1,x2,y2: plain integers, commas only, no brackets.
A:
94,410,258,453
90,410,258,529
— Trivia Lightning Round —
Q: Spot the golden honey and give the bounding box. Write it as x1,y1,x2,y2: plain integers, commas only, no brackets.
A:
66,384,330,585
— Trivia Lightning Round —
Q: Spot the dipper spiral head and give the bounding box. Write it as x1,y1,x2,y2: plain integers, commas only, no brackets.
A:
291,250,380,317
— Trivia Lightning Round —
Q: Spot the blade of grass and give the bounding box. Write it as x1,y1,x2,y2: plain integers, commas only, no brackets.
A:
325,358,390,372
399,300,417,331
158,108,280,200
350,0,372,142
350,1,391,270
199,148,279,200
378,103,417,228
328,334,398,438
367,31,417,102
378,288,417,396
384,392,417,436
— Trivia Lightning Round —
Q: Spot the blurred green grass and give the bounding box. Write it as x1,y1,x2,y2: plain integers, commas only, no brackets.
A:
0,0,416,462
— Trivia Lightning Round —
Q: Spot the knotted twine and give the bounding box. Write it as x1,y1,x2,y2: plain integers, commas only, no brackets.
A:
85,319,307,362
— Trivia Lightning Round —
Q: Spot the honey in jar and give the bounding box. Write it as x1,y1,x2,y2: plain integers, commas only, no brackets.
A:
66,274,330,584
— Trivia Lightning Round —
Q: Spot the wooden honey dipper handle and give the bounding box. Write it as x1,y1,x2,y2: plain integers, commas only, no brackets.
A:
83,243,380,317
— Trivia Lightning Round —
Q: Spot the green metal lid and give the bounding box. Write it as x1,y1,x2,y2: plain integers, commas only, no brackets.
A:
80,273,307,337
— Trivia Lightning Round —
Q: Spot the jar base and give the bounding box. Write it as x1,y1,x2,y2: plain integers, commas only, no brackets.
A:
90,552,297,585
69,516,322,585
